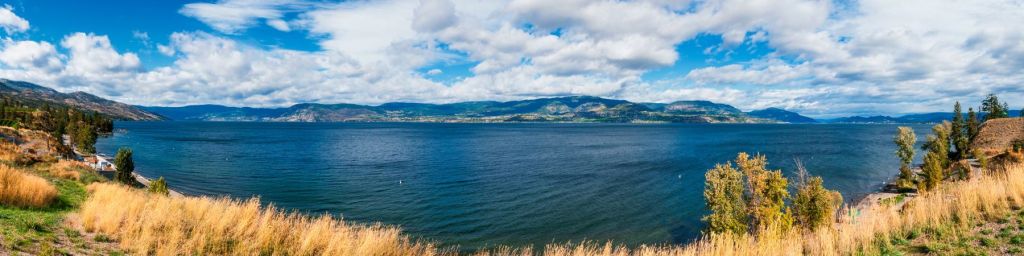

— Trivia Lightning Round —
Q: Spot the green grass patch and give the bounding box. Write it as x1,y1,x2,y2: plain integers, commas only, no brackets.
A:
0,165,88,253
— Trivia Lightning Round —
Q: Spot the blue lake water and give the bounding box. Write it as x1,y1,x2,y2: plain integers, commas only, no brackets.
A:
96,122,930,250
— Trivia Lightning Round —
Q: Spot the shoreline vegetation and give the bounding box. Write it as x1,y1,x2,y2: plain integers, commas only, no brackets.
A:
0,94,1022,255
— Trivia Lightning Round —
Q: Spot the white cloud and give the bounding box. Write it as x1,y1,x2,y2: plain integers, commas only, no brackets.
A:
413,0,457,33
0,39,62,72
180,0,309,33
300,0,420,63
266,19,291,32
157,44,175,56
60,33,141,77
0,0,1023,118
132,31,150,41
0,5,29,34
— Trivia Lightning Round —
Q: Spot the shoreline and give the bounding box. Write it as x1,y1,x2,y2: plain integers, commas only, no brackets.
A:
83,151,184,197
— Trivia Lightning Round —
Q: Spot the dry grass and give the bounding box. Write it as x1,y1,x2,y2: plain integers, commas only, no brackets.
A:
48,159,91,180
0,140,24,162
76,162,1024,256
972,117,1024,152
0,164,58,208
78,182,442,256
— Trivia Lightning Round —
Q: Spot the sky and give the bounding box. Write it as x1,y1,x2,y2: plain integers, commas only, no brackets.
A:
0,0,1022,118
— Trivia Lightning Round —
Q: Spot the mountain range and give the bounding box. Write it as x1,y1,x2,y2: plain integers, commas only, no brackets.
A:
141,96,821,123
10,78,1014,124
0,79,162,120
823,111,1023,124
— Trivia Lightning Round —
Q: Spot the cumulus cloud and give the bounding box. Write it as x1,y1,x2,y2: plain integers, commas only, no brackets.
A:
61,33,141,76
300,0,420,63
0,0,1022,118
0,5,29,34
412,0,457,32
0,39,62,72
180,0,309,33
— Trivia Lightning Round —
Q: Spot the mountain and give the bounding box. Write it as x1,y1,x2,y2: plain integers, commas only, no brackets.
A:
0,79,162,120
142,96,810,123
747,108,817,123
824,115,903,123
826,110,1023,124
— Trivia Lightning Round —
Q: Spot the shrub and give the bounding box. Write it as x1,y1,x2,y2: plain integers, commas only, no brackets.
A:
894,127,917,189
703,162,748,235
0,164,57,208
974,149,989,170
114,147,134,185
735,153,792,232
792,173,842,230
919,122,951,191
148,177,169,196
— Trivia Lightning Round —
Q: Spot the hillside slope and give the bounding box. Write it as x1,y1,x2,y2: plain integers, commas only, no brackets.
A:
142,96,808,123
747,108,817,123
971,117,1024,152
0,79,162,121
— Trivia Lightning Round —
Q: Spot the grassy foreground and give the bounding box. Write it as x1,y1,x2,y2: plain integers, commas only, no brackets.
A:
63,163,1024,255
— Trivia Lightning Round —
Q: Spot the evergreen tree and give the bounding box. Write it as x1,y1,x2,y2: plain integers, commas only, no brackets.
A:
73,123,97,154
982,94,1009,120
967,107,980,144
951,102,967,159
703,162,748,235
894,126,917,189
114,147,135,185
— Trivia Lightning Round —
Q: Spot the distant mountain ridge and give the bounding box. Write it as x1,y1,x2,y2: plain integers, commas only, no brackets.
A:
142,96,816,124
825,110,1023,124
0,79,162,121
748,108,818,123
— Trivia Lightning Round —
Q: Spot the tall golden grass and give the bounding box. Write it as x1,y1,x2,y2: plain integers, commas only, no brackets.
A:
78,164,1024,256
78,183,441,256
0,164,58,208
0,140,22,162
48,159,90,180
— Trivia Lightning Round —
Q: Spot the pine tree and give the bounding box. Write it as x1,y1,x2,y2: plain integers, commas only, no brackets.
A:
703,162,748,235
967,107,980,144
982,94,1009,120
951,102,967,159
114,147,135,185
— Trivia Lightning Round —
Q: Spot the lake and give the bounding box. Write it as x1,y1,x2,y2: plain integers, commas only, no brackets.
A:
96,122,930,251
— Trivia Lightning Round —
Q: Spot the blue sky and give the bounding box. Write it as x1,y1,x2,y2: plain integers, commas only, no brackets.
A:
0,0,1021,118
